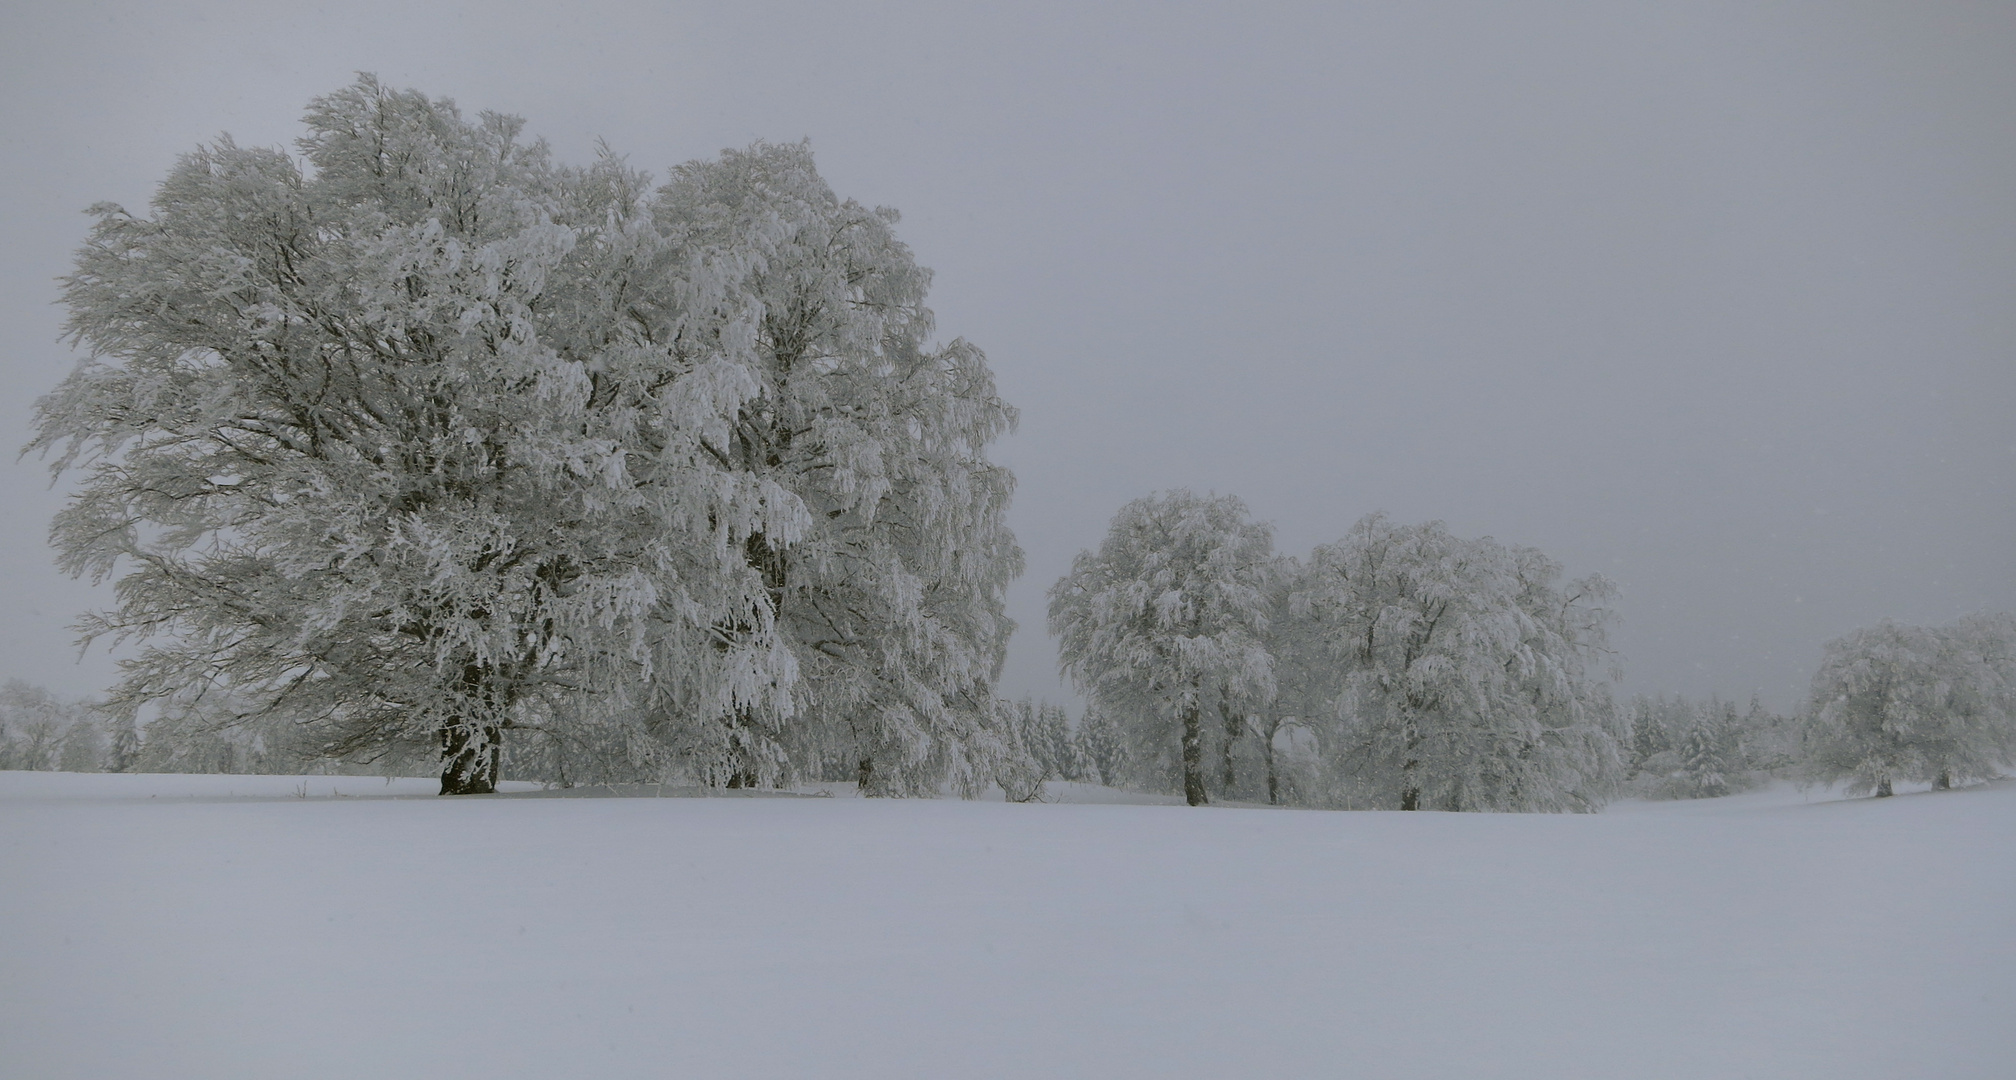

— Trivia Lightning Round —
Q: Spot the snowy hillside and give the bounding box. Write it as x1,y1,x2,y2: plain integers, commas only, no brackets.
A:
3,772,2011,1079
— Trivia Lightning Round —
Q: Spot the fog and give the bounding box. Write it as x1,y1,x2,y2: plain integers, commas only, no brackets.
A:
2,0,2011,711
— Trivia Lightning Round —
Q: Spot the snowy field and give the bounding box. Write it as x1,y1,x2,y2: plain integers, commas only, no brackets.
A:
3,772,2012,1079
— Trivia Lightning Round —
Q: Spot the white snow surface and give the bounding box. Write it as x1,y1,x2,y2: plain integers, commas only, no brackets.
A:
2,772,2011,1079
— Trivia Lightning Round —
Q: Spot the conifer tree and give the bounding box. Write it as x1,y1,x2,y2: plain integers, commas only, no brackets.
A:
1676,705,1736,798
103,710,141,773
1072,704,1127,787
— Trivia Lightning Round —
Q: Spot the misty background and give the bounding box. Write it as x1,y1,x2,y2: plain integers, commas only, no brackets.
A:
1,1,2010,712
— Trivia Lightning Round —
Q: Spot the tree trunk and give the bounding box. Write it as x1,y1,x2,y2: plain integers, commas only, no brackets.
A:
1262,718,1280,806
1218,688,1240,797
720,705,768,789
1181,701,1209,806
440,723,501,795
1933,771,1952,791
1874,776,1893,798
713,530,787,791
1399,727,1421,810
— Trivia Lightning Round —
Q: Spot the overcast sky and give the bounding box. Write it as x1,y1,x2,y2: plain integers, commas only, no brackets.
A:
2,0,2011,711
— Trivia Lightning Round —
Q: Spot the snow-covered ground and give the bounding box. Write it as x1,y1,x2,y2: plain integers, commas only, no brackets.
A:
2,772,2010,1079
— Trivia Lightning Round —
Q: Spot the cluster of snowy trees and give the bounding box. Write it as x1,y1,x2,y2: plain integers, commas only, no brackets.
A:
32,77,1021,795
1621,694,1798,799
988,698,1130,800
1046,491,2016,810
0,681,125,773
0,680,287,776
1049,492,1625,810
1612,616,2016,803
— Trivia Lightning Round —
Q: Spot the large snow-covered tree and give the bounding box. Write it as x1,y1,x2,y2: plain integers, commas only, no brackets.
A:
1803,615,2015,796
1048,491,1274,805
1292,514,1622,812
638,143,1021,795
32,77,1019,794
1919,613,2016,788
1804,621,1942,798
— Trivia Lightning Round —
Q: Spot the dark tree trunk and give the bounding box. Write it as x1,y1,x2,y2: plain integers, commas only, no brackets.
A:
440,723,501,795
1933,771,1952,791
1398,715,1423,810
712,531,788,791
719,704,768,789
1181,701,1209,806
1219,689,1240,797
1262,718,1280,806
1874,776,1894,798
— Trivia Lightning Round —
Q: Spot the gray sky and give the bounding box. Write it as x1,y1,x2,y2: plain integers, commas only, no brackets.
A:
3,1,2012,711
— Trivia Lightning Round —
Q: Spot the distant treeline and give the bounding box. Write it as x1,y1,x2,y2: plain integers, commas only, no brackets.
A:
0,681,403,778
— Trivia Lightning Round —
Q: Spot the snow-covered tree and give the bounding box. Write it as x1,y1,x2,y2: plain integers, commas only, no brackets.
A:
1804,622,1941,798
1049,491,1275,805
36,78,694,793
1804,615,2015,796
1293,514,1622,812
0,681,76,771
1624,695,1677,776
57,718,104,773
992,699,1050,802
1674,703,1739,799
103,710,142,773
1004,700,1078,782
1918,613,2016,789
638,143,1022,796
32,77,1020,794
